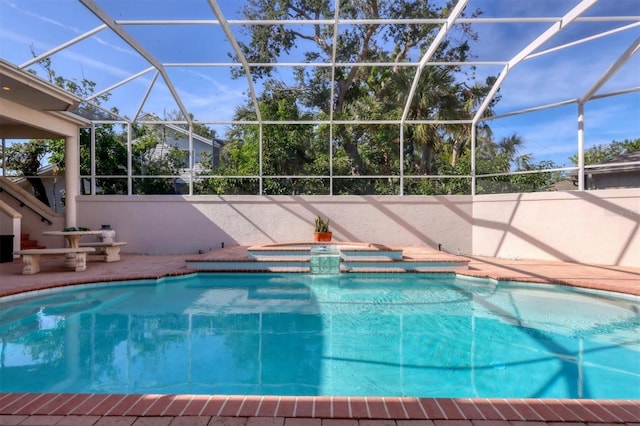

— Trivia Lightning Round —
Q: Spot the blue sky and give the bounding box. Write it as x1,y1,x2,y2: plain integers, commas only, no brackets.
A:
1,0,638,168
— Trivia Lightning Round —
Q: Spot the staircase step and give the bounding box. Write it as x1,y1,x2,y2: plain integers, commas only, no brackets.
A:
21,234,46,250
21,242,47,249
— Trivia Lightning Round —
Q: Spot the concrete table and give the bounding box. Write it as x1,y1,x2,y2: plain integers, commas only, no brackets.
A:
43,230,103,267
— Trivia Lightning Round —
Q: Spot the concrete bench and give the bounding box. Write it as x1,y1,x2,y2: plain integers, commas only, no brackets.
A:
14,247,96,274
79,241,127,262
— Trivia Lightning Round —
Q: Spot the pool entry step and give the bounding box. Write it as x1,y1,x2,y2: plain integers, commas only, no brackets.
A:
185,242,470,273
310,245,340,274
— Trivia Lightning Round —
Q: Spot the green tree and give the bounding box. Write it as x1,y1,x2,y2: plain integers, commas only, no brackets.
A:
3,140,51,205
569,138,640,165
79,125,128,195
233,0,486,190
474,133,562,194
197,83,322,194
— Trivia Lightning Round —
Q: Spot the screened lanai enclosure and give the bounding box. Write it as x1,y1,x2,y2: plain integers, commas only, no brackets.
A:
1,0,638,196
0,0,639,266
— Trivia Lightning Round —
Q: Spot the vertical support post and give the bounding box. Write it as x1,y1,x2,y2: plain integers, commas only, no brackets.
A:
258,124,263,195
471,123,477,196
188,124,194,196
127,122,132,195
11,212,21,257
577,102,585,191
65,133,80,227
399,125,404,196
90,123,96,195
329,124,334,196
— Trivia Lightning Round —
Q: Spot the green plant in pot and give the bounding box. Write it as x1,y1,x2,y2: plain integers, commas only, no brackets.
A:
313,216,332,242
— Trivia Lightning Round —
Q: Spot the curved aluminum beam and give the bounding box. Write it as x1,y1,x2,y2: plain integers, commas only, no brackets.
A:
472,0,600,124
19,25,108,69
87,66,155,102
401,0,470,123
206,0,262,123
78,0,193,125
580,35,640,103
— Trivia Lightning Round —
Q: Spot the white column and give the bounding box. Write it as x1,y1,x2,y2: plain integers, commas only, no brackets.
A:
65,134,80,227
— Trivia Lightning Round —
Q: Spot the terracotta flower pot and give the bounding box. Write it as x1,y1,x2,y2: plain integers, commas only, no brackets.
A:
313,232,332,242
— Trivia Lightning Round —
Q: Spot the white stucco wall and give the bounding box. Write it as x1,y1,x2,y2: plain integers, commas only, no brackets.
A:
472,188,639,267
11,189,640,267
75,195,473,255
38,189,639,267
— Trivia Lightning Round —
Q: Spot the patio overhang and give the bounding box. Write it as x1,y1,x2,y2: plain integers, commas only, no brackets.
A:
0,58,86,139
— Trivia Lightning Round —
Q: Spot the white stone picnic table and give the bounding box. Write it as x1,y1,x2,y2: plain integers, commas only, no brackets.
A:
43,230,103,267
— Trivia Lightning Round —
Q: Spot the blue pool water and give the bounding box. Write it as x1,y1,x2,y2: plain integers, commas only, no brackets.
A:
0,273,638,398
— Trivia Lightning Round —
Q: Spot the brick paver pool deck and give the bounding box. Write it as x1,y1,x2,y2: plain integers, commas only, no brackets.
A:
1,245,638,425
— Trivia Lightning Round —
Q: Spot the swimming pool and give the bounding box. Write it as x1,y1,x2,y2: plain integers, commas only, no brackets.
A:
0,273,638,398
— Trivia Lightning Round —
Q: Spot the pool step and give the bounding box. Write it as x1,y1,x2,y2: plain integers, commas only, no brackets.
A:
186,258,469,272
341,259,469,272
341,247,404,261
186,243,469,273
187,259,310,272
249,244,404,260
248,249,311,261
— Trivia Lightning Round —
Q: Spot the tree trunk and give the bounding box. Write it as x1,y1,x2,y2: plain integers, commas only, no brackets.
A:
419,142,434,175
451,137,464,168
336,126,365,175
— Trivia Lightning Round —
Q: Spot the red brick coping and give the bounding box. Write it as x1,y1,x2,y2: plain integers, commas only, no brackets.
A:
0,393,639,423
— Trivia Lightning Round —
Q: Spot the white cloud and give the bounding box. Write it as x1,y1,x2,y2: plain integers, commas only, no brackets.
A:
467,0,640,115
488,89,639,166
3,0,137,60
153,68,249,120
3,0,79,32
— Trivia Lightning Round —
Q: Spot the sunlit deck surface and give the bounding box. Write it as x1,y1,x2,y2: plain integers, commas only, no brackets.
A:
1,244,639,425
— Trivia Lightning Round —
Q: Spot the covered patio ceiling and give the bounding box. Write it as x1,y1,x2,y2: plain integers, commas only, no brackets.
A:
0,58,84,139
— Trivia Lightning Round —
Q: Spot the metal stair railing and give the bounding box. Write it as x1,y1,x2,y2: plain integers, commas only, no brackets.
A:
0,177,54,225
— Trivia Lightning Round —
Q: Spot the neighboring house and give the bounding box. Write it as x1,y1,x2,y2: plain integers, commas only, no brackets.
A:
552,149,640,190
585,149,640,189
140,122,225,194
14,122,225,204
145,122,225,172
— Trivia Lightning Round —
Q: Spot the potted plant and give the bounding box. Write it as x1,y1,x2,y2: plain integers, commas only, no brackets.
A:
313,216,332,242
